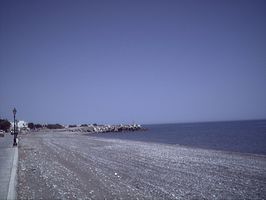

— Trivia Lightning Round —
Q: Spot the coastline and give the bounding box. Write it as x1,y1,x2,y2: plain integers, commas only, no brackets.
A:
27,123,146,134
17,131,266,199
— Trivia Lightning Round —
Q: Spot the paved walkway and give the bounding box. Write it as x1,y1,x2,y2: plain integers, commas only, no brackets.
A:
0,133,18,200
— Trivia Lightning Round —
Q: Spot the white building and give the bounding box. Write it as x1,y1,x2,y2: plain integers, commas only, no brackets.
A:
10,120,29,131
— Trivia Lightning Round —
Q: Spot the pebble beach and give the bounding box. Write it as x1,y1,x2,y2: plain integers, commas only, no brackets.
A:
17,131,266,199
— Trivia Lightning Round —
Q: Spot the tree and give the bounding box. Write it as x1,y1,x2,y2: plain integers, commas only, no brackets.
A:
69,125,77,128
0,119,11,132
47,124,64,129
28,122,35,129
35,124,43,129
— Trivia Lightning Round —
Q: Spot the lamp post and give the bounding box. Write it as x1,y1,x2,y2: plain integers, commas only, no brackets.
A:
13,108,17,146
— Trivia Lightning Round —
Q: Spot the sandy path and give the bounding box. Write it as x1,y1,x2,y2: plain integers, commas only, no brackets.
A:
17,132,266,199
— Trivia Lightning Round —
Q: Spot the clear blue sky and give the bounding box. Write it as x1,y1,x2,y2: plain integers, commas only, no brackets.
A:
0,0,266,124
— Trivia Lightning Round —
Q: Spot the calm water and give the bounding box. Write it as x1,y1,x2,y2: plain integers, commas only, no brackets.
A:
93,120,266,155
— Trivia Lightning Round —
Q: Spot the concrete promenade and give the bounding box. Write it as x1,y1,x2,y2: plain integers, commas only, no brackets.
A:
0,133,18,200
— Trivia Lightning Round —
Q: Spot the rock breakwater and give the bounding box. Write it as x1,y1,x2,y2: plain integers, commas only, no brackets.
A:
66,124,145,134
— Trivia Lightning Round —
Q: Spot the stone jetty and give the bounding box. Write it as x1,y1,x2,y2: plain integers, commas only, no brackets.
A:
66,124,145,134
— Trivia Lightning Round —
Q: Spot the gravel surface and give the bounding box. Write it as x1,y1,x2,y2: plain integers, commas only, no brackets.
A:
17,132,266,199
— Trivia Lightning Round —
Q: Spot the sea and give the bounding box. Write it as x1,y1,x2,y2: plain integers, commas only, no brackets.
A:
94,120,266,155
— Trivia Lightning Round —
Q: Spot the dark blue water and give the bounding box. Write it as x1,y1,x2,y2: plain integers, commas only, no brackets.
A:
93,120,266,155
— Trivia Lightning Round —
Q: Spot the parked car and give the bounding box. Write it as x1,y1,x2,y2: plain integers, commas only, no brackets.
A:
0,130,5,137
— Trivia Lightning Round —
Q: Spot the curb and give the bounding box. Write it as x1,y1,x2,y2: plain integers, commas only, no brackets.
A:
7,141,18,200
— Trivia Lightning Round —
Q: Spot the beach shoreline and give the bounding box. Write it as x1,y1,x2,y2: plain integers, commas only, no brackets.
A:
17,131,266,199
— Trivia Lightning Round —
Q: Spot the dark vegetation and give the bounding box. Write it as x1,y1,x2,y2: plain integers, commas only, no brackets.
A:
28,123,34,129
68,125,77,128
81,124,88,127
28,123,64,130
46,124,64,129
35,124,43,129
28,123,43,129
0,118,11,132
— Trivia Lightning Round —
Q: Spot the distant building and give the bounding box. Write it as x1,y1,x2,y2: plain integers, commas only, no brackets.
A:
10,120,29,132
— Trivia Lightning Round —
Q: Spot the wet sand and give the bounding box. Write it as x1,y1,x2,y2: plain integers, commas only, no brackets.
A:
17,132,266,199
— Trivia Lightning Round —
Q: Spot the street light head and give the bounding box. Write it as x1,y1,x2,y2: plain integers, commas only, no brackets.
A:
13,108,17,115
